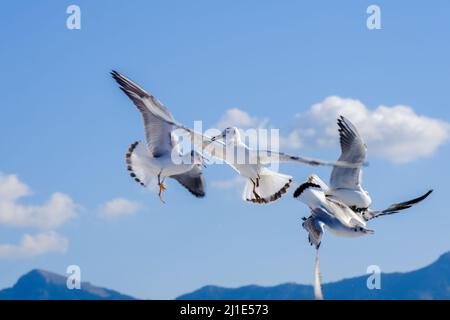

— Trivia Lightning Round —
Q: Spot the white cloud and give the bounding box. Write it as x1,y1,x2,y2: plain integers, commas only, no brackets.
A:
0,231,68,259
216,108,268,130
212,98,449,164
0,174,31,200
283,96,450,163
0,174,78,229
98,198,142,218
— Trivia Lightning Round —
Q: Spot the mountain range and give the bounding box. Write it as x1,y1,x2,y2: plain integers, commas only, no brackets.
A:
177,251,450,300
1,251,449,300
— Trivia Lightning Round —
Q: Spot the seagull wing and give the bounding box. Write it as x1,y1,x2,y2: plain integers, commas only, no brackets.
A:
119,91,229,163
170,165,206,198
254,150,361,168
112,71,175,157
362,190,433,221
327,198,367,227
330,116,367,190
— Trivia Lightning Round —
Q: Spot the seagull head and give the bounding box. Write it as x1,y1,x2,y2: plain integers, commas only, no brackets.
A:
212,127,241,144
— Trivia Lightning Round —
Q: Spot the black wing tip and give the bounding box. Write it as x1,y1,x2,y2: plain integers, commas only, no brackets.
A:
293,182,321,198
189,183,206,198
111,69,122,80
417,189,433,202
111,70,127,87
193,191,206,198
412,189,434,203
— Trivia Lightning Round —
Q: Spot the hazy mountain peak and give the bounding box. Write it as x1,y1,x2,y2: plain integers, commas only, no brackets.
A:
0,269,136,300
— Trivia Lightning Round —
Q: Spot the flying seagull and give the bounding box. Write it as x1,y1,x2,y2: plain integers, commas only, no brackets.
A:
294,176,374,249
293,116,432,300
324,116,433,217
293,117,433,249
112,70,206,203
136,97,363,204
294,175,432,249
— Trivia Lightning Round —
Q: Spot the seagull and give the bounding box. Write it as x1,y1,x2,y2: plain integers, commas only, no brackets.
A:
137,97,363,204
112,70,206,203
293,116,433,248
294,177,375,249
294,175,432,301
324,116,433,218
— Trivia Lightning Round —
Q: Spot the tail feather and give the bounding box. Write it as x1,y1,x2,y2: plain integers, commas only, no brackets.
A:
243,169,292,204
125,141,154,187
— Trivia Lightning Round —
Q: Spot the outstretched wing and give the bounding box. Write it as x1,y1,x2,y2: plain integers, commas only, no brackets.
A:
112,70,175,157
120,94,229,163
255,150,361,168
171,165,206,198
330,116,367,189
362,190,433,221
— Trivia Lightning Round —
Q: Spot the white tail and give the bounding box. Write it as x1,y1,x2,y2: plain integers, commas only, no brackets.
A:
125,141,154,187
242,168,292,204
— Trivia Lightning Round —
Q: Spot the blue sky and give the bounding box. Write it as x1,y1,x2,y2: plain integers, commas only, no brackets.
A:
0,1,449,299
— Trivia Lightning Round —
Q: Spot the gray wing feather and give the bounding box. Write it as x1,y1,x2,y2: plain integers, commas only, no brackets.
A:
330,116,367,189
363,190,433,221
112,70,175,157
171,165,206,198
257,150,360,168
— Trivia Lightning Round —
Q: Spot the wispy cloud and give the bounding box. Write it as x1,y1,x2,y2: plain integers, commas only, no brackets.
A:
98,197,142,219
0,231,68,259
0,174,78,229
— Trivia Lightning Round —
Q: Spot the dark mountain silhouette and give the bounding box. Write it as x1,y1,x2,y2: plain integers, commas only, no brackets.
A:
0,269,135,300
1,252,449,300
177,251,450,300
